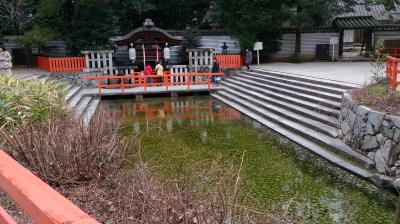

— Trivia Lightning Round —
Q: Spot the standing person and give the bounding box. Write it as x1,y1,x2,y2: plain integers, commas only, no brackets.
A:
154,61,164,83
211,58,220,86
0,47,12,75
163,43,170,67
144,63,153,83
245,48,252,71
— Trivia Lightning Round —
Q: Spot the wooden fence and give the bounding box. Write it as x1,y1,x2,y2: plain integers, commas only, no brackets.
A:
36,56,85,73
386,56,400,90
214,54,242,69
0,150,98,223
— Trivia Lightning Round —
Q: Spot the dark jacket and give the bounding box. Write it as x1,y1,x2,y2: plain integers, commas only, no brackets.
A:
212,62,220,73
245,51,252,64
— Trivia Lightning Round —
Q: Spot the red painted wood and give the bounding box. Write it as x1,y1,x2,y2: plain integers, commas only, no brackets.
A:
0,150,99,224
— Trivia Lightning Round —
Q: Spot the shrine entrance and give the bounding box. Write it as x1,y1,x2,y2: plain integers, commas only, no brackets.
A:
113,19,183,69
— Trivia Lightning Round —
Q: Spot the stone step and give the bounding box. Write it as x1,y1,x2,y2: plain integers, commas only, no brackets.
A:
66,86,82,103
226,77,342,110
234,73,343,102
222,82,338,127
241,71,348,95
253,68,358,90
214,91,375,169
21,74,34,80
222,87,338,137
67,88,84,109
72,96,92,118
212,93,374,179
82,98,100,126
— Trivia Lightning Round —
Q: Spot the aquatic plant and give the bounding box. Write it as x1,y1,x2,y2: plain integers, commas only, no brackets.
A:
0,75,67,128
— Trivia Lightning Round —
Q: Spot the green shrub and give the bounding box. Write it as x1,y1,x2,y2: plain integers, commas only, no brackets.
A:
288,54,303,63
0,75,67,128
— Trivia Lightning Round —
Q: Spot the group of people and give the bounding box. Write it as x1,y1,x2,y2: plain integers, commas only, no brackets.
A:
143,61,165,83
0,46,12,75
140,59,221,86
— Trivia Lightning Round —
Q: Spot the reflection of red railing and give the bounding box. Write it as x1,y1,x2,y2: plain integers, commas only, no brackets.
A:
214,54,242,69
36,56,85,72
108,100,242,122
0,150,98,223
386,56,400,90
83,72,224,96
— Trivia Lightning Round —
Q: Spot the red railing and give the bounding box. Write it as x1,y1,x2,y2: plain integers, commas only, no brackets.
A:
82,72,223,96
214,54,242,69
0,150,98,223
384,48,399,58
36,56,85,73
386,56,400,90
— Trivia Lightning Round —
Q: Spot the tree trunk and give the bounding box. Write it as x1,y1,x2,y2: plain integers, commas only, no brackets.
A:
295,28,301,56
24,45,34,68
395,196,400,224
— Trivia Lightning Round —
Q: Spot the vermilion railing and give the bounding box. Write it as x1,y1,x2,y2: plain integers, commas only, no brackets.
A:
384,48,399,58
36,56,85,72
386,56,400,90
0,150,98,224
214,54,242,69
82,72,224,96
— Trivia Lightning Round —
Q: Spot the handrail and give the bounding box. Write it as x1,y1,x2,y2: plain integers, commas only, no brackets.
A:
82,72,224,96
386,56,400,90
0,150,99,224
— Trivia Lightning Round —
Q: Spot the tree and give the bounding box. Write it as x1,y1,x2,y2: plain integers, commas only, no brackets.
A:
179,25,201,64
65,1,119,54
0,0,39,35
215,0,286,56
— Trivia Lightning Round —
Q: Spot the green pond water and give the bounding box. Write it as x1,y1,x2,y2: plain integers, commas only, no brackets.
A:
100,95,397,223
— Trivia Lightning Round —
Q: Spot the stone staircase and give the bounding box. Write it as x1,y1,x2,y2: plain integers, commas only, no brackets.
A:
212,68,375,179
21,74,100,124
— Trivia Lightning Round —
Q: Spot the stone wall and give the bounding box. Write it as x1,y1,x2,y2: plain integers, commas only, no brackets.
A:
338,92,400,183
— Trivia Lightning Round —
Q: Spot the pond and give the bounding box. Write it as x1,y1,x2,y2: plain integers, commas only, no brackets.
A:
100,95,396,223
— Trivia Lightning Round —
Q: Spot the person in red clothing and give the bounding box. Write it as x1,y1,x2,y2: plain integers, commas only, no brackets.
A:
144,63,153,83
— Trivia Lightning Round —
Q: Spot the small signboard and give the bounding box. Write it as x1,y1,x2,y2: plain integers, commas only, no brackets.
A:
329,37,339,45
253,42,263,51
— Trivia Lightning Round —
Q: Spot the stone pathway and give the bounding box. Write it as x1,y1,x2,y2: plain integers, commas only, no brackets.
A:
255,62,377,85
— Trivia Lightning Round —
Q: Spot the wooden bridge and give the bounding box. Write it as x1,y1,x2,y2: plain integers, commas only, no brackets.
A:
82,72,224,97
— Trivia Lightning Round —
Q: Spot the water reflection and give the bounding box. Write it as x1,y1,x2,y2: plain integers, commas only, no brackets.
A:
101,97,241,133
100,96,396,223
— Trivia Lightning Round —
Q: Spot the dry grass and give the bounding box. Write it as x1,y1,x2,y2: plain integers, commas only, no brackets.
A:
59,161,288,224
0,111,292,223
352,84,400,116
0,110,130,186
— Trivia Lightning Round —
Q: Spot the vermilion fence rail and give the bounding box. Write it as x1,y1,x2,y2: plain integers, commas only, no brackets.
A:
83,72,224,96
0,150,98,223
36,56,85,73
214,54,242,69
386,56,400,90
384,48,399,58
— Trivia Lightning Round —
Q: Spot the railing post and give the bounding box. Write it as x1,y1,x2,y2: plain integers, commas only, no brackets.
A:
393,59,399,91
164,74,169,91
121,76,125,95
208,73,211,90
144,76,147,92
98,80,102,96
